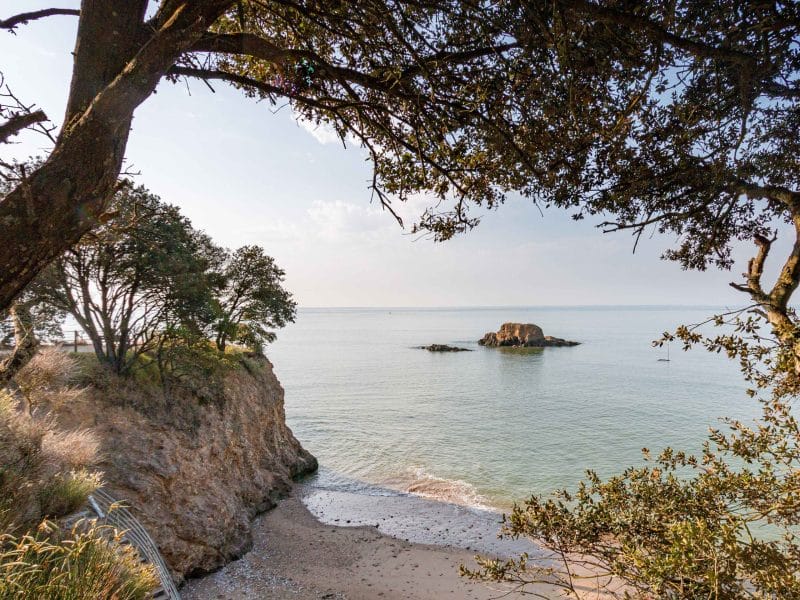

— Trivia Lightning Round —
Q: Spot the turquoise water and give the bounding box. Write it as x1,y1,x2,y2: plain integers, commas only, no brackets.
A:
268,306,755,510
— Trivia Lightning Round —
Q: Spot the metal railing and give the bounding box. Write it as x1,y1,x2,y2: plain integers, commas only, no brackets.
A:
0,330,102,354
87,489,181,600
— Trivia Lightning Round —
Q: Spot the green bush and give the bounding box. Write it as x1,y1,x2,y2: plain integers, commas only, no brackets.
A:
38,470,102,521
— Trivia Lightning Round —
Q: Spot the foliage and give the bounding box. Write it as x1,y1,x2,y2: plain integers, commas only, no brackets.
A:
214,245,296,353
465,399,800,598
465,309,800,599
1,1,796,368
0,1,793,316
0,288,64,347
36,184,221,375
169,1,800,261
0,363,157,600
153,335,239,405
0,519,158,600
24,182,295,376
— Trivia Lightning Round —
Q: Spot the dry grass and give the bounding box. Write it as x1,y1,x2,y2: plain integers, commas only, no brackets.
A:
41,428,101,471
0,518,158,600
14,347,85,415
1,349,158,599
0,391,102,533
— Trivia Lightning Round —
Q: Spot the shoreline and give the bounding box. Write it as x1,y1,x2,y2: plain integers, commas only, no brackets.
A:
181,490,544,600
298,481,541,559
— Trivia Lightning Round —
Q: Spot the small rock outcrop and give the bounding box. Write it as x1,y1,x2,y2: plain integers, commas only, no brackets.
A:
479,323,579,347
416,344,472,352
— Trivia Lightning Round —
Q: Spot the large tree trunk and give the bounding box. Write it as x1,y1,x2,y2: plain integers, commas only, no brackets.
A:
0,1,231,313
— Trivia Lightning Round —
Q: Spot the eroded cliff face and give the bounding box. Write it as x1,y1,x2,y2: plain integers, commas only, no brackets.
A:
51,357,317,582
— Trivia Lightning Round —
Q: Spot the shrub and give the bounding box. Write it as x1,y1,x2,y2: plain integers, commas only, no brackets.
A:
38,470,102,521
0,391,99,533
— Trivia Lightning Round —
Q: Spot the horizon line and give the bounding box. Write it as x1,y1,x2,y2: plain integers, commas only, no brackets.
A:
295,303,750,310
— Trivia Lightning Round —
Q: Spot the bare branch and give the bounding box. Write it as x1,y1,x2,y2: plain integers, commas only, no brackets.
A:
0,110,47,143
0,8,80,31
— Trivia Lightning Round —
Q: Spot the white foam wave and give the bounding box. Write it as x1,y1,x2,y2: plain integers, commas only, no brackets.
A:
382,466,492,511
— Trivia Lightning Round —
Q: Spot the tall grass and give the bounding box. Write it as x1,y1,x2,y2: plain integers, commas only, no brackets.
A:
0,519,158,600
0,391,100,533
1,349,158,598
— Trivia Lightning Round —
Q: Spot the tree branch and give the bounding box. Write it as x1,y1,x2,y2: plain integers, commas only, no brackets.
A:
560,0,758,68
0,302,38,386
0,8,79,31
169,65,286,98
729,234,771,302
0,110,47,144
768,216,800,311
168,65,348,113
737,181,800,210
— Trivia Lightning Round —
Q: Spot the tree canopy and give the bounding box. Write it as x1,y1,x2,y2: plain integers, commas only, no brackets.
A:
214,245,296,353
17,184,295,375
33,185,219,374
2,3,800,596
0,2,798,362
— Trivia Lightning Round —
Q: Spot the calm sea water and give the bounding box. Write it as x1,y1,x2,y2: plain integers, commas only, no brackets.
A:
268,306,755,510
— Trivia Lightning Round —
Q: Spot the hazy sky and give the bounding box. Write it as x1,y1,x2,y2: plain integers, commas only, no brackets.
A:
1,2,792,307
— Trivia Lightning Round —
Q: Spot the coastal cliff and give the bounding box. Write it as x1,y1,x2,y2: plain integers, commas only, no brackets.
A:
50,356,317,582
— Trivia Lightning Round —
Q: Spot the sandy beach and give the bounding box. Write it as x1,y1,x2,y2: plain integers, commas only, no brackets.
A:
181,494,541,600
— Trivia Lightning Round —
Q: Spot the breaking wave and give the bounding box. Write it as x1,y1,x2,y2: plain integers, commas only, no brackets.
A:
382,466,492,511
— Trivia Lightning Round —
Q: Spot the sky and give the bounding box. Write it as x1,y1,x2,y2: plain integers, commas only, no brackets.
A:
0,2,793,307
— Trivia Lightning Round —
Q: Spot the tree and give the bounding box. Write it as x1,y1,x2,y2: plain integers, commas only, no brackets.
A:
2,3,799,594
425,4,800,594
38,185,220,375
0,1,521,310
214,246,296,353
1,2,798,368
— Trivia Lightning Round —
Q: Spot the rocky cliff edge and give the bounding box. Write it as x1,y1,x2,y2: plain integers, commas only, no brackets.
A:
51,356,317,582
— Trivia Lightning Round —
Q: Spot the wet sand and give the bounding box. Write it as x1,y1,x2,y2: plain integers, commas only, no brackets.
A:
181,494,545,599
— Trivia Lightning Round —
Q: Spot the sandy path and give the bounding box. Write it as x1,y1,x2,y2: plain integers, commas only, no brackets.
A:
181,495,543,599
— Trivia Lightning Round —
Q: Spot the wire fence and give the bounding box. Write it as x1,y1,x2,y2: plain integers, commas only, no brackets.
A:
0,330,102,354
87,488,180,600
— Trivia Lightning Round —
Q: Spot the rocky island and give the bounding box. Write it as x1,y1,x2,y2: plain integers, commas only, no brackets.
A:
479,323,579,348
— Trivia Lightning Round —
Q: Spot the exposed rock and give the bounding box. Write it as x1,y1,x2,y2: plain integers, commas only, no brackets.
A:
415,344,472,352
50,357,317,583
479,323,579,347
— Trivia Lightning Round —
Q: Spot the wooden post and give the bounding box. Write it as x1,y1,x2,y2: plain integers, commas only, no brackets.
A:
74,330,78,353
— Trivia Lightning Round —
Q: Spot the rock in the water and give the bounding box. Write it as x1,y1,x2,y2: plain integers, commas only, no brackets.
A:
416,344,472,352
478,323,579,347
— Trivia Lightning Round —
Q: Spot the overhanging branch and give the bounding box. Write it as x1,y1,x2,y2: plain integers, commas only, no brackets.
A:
167,65,352,113
0,110,47,143
0,8,80,30
561,0,758,68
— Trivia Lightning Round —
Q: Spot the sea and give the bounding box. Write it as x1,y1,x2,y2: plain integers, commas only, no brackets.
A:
267,306,756,522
